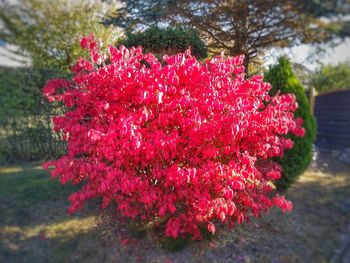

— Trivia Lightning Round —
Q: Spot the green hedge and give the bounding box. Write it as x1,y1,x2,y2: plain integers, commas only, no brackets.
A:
264,57,317,190
310,62,350,94
120,26,208,59
0,67,69,163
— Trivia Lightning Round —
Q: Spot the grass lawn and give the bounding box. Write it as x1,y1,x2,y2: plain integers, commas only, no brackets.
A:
0,153,349,263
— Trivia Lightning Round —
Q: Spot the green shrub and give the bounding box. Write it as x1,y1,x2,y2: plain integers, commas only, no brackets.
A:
264,57,317,190
120,26,207,59
0,66,69,163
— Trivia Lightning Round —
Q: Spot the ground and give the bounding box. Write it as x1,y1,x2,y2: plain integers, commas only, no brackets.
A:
0,151,349,263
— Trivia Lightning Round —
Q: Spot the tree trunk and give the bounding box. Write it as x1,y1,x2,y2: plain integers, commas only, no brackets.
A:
243,55,250,76
65,50,72,70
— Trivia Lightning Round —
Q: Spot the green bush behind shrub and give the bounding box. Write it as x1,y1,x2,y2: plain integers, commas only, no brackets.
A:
120,26,208,59
0,66,69,163
264,57,317,190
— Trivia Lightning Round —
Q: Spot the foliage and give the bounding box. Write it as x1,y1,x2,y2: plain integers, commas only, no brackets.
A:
310,62,350,94
264,57,317,189
0,0,121,70
303,0,350,39
107,0,350,73
0,67,68,163
120,26,207,59
43,36,304,240
303,0,350,17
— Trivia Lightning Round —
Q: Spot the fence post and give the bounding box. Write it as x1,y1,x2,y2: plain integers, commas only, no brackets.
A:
309,87,315,115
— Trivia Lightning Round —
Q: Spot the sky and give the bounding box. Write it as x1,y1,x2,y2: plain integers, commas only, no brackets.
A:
264,39,350,70
0,38,349,70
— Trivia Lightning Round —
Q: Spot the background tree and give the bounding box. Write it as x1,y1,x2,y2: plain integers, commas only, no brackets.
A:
107,0,350,73
310,62,350,94
0,0,122,70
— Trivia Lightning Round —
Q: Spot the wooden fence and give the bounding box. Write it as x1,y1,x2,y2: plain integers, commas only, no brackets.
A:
314,90,350,150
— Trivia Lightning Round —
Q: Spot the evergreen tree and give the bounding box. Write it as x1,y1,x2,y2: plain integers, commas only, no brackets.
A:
265,57,317,189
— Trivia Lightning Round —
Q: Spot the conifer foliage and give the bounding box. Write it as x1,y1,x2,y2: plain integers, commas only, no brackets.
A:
265,57,316,189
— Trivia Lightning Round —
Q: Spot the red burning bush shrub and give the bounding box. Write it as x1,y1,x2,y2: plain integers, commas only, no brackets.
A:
43,35,304,240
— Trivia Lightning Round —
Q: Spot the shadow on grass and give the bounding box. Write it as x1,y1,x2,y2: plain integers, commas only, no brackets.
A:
0,166,103,263
311,149,350,175
0,167,75,224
